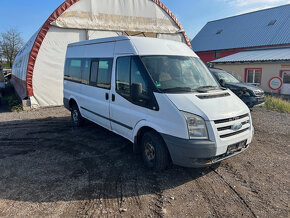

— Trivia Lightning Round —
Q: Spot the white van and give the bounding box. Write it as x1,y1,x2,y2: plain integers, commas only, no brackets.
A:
63,36,253,170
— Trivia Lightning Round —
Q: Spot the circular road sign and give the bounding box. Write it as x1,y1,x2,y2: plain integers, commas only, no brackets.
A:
268,77,283,91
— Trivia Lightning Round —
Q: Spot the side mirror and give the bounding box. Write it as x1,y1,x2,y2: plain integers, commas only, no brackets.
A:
219,79,225,87
132,83,142,101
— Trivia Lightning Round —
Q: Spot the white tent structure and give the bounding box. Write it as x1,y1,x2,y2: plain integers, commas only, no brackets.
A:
12,0,191,107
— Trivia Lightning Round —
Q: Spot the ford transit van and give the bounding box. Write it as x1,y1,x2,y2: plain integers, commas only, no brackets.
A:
64,36,253,170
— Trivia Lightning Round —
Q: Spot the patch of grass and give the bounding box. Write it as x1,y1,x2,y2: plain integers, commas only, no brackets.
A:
264,95,290,113
1,62,10,69
5,93,22,112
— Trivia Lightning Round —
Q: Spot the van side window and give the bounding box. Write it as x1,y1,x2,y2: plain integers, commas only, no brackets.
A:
131,57,149,96
69,59,82,82
90,61,98,85
116,57,131,97
82,59,91,84
97,59,113,89
116,56,157,109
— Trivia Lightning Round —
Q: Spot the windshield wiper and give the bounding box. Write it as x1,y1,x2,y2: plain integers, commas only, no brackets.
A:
161,87,195,93
196,85,222,92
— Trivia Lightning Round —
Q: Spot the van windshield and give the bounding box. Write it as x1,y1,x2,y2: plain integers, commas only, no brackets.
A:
213,71,241,84
141,56,220,93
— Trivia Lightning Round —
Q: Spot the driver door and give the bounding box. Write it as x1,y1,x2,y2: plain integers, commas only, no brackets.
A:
110,56,157,140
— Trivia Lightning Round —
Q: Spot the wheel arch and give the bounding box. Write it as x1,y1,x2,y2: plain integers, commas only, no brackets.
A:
133,121,169,155
68,97,79,110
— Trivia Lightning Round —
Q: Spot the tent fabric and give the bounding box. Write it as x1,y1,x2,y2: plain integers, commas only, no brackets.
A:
11,30,39,99
27,0,80,97
32,27,87,107
13,0,191,107
51,0,179,34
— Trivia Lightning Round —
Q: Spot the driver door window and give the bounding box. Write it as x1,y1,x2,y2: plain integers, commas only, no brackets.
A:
131,57,149,96
116,56,151,106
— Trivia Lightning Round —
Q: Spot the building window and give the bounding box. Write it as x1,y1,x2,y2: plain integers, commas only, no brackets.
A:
245,68,262,85
215,51,221,58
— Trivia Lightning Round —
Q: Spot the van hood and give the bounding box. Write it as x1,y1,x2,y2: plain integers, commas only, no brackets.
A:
166,90,249,121
226,82,264,93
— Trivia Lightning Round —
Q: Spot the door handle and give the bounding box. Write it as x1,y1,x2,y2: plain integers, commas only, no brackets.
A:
105,93,109,100
112,94,115,102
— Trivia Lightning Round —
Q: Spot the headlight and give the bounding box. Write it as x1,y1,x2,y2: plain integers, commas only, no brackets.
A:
181,111,208,139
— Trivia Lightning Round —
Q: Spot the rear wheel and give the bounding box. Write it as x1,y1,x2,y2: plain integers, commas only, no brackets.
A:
141,131,170,171
71,104,83,127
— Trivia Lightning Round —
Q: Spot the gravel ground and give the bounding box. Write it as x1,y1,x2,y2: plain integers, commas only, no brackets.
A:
0,106,289,217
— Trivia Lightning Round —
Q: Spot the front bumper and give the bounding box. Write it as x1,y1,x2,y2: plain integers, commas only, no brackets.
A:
242,96,265,107
161,134,249,168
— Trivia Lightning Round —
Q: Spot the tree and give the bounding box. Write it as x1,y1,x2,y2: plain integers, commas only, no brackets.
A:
0,28,24,68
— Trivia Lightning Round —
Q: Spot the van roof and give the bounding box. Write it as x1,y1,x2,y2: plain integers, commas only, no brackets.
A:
68,36,197,57
68,36,129,47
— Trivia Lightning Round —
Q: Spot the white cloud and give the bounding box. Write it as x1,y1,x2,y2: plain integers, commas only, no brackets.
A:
237,5,273,14
221,0,290,7
233,0,290,7
219,0,290,15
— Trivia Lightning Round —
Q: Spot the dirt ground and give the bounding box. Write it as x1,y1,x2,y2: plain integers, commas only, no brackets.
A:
0,106,289,217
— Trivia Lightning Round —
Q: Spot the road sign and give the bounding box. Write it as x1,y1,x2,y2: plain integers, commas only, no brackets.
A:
268,77,283,91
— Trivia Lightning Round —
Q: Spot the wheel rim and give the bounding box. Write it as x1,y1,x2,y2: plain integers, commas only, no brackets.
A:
72,110,78,123
144,141,155,162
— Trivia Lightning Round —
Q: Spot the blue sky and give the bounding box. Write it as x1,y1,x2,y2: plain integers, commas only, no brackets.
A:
0,0,289,42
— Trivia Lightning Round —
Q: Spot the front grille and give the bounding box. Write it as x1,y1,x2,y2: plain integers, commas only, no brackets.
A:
220,128,248,138
214,113,248,124
217,120,249,131
214,114,250,139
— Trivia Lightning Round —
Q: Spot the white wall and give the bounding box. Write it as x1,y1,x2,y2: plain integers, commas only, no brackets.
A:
213,62,290,93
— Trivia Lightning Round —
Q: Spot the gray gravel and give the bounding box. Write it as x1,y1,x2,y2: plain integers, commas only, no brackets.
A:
0,106,289,217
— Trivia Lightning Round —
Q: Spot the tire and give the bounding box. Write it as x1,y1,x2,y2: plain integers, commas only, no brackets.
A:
71,103,84,127
141,131,170,171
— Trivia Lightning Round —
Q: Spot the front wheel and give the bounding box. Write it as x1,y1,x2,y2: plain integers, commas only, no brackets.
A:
141,131,170,171
71,104,84,127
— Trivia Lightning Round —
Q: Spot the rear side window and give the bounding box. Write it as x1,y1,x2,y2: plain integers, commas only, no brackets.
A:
90,61,98,85
69,59,82,82
64,58,112,89
82,59,91,84
64,58,89,84
97,59,113,89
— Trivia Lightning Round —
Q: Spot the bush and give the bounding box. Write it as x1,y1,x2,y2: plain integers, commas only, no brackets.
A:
264,95,290,113
5,94,22,112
